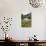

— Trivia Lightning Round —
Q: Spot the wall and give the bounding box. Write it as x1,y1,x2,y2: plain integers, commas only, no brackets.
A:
0,0,46,40
44,15,46,40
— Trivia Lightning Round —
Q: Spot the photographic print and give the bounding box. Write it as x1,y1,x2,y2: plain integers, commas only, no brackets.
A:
21,13,32,27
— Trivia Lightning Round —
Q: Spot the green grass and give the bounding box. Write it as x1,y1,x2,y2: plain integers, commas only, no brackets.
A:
21,20,32,27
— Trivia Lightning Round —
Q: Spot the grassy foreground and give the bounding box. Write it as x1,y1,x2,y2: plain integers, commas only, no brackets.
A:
21,20,32,27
